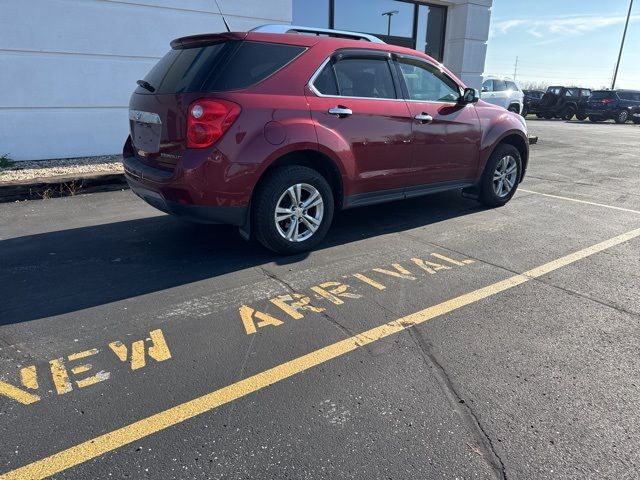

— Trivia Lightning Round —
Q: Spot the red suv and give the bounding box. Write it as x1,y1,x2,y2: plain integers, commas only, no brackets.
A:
124,25,529,254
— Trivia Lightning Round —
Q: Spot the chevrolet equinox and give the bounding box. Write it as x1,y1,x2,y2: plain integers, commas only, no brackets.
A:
123,25,529,254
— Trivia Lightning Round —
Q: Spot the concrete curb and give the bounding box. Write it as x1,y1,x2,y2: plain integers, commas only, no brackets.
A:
0,172,128,203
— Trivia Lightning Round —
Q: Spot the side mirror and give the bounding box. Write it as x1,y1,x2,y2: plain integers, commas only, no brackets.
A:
461,88,480,104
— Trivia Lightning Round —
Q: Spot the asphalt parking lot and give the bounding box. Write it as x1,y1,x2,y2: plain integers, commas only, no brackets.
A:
1,120,639,480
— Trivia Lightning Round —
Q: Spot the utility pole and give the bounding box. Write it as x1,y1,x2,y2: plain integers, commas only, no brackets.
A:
612,0,634,89
513,56,519,81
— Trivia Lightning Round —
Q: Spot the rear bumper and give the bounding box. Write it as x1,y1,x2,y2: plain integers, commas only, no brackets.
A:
123,154,248,226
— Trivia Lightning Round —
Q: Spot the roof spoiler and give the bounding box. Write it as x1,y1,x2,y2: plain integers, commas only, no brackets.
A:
251,24,385,43
170,32,247,49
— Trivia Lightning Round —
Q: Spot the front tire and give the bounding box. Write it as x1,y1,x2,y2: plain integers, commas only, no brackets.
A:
479,144,522,208
252,165,334,254
589,115,602,123
615,110,629,124
576,113,587,121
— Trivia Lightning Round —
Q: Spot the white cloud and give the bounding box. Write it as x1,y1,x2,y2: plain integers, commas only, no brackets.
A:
491,13,640,39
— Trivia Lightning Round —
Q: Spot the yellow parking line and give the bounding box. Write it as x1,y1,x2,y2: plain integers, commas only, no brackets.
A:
3,227,640,480
519,188,640,214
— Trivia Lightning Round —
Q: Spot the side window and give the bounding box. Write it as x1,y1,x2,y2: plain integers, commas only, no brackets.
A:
505,81,519,91
493,80,507,92
332,57,396,99
482,80,493,92
581,89,591,97
312,62,339,96
398,60,460,102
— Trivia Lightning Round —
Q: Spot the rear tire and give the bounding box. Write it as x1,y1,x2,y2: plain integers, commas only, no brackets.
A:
543,113,553,120
562,106,576,121
252,166,334,254
521,106,528,117
632,117,640,125
576,113,587,121
508,104,520,114
589,116,601,123
615,110,629,124
479,144,522,208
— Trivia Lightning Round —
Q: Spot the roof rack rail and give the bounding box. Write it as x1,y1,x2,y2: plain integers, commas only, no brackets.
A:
251,24,385,43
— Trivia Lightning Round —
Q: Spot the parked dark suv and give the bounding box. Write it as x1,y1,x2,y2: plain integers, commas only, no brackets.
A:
586,90,640,124
538,86,592,120
522,90,544,117
123,25,529,254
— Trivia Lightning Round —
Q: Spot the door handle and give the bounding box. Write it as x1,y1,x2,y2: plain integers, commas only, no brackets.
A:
414,113,433,124
328,106,352,117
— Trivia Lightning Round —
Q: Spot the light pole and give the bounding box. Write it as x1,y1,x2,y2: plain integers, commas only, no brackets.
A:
612,0,634,89
381,10,399,36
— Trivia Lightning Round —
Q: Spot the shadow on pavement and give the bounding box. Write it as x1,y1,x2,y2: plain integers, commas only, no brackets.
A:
1,191,482,325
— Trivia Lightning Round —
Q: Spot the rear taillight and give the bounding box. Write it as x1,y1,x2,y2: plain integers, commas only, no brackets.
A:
602,98,615,105
187,99,241,149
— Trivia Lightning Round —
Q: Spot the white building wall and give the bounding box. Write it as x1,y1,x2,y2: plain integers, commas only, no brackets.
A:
0,0,291,160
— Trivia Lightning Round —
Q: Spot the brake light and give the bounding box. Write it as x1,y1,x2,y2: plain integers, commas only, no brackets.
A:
187,99,241,149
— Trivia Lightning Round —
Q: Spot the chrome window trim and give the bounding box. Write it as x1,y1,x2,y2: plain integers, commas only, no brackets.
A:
307,53,463,106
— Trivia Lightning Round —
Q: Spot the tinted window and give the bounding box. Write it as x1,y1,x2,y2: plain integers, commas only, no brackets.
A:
333,0,414,38
505,81,519,91
137,41,304,94
332,57,396,99
565,89,579,97
482,80,493,92
590,91,614,100
548,87,562,95
137,42,235,94
313,62,339,96
617,91,640,101
207,42,306,91
398,60,460,102
416,4,447,62
493,80,507,92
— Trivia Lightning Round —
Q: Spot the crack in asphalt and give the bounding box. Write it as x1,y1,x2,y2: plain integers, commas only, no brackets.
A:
526,176,640,198
405,234,639,320
408,327,507,480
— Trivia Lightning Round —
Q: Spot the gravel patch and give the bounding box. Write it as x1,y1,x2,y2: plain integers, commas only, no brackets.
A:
0,155,123,183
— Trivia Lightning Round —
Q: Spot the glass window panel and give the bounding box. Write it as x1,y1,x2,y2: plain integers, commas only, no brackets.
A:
312,63,339,96
333,0,414,38
398,60,460,102
416,5,446,61
292,0,330,28
333,58,396,99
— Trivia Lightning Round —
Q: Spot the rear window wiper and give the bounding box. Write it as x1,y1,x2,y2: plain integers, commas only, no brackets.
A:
136,80,156,93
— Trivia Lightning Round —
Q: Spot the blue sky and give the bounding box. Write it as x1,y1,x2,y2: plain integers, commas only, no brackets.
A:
485,0,639,89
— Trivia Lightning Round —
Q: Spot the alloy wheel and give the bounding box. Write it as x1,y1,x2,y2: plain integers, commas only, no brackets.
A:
274,183,324,242
492,155,518,198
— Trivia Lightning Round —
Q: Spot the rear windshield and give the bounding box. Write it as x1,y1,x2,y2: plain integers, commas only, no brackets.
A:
590,91,615,100
136,41,306,94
